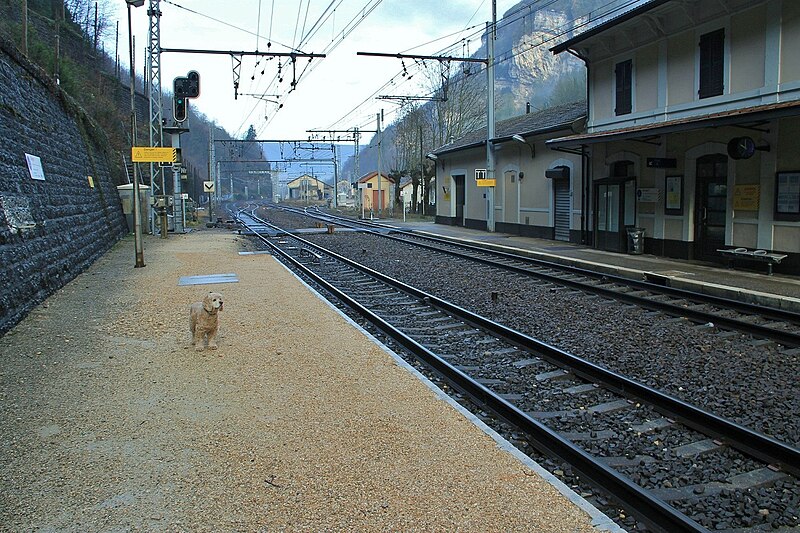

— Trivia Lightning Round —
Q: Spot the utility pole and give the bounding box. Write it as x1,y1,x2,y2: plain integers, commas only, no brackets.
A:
208,126,214,223
376,112,382,215
332,143,338,208
127,0,145,267
486,2,497,232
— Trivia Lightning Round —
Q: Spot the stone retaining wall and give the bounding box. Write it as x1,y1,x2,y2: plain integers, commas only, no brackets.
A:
0,36,127,335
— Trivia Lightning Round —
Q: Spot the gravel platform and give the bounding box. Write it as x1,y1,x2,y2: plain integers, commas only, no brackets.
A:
0,228,604,532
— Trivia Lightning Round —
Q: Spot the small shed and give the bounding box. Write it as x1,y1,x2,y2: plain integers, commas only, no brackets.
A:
355,171,394,213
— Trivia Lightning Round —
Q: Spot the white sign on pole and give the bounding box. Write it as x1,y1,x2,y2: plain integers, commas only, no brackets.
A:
25,153,45,181
203,180,215,192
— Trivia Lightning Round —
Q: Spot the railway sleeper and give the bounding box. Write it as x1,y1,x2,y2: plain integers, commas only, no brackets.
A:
650,467,790,502
673,438,724,458
598,454,658,468
536,369,573,382
561,383,597,394
561,429,618,441
631,418,674,433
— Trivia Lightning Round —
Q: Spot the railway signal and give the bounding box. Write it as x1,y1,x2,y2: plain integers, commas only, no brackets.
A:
172,71,200,123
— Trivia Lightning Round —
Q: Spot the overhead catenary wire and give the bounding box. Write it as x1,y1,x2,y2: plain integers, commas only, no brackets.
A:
323,0,645,139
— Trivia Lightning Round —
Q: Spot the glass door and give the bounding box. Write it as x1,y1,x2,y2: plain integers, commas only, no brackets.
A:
694,155,728,261
595,178,635,252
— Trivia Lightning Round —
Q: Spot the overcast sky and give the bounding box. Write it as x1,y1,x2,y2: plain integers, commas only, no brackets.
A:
106,0,517,141
109,0,521,142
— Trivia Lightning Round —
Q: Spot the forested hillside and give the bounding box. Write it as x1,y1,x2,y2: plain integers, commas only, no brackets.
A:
0,0,264,202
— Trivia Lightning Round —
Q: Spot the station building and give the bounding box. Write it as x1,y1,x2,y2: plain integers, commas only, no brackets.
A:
286,174,333,201
549,0,799,269
432,0,799,273
432,101,587,243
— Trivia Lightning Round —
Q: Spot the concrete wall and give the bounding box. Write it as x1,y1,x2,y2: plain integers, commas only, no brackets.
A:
0,37,128,335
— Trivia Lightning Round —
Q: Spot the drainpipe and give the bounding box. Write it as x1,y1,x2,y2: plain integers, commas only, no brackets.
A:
581,144,589,245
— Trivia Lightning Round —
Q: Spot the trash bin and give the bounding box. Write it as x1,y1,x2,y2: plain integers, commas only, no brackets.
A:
627,227,645,255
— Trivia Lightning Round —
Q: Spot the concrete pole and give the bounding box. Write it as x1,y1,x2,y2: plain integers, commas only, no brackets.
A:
171,132,183,233
208,126,214,223
128,3,145,267
332,144,338,208
376,113,382,215
486,5,497,232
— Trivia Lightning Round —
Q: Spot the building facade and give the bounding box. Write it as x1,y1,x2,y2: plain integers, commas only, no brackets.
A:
355,171,395,215
286,174,332,202
434,101,587,243
549,0,799,270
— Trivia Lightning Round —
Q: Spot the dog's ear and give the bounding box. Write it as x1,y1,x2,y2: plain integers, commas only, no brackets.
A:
203,292,214,312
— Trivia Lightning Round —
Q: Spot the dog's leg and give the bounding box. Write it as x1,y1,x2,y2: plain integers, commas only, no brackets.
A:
190,315,197,345
193,326,206,351
207,322,219,350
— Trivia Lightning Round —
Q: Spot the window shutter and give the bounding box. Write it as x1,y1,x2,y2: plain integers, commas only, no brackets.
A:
615,60,632,115
699,29,724,98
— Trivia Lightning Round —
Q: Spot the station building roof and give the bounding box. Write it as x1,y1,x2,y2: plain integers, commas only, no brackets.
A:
430,100,586,157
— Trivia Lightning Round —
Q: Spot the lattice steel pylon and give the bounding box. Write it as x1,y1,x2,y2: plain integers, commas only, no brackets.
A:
147,0,163,198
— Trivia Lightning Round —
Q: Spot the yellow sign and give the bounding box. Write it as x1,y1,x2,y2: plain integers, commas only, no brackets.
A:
733,184,760,210
131,147,177,163
476,179,496,187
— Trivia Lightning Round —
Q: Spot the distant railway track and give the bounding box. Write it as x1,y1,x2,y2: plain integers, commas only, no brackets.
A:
236,207,800,533
264,204,800,350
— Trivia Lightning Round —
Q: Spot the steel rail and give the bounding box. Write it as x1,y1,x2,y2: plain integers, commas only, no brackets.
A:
281,206,800,346
312,207,800,326
236,211,707,533
244,209,800,477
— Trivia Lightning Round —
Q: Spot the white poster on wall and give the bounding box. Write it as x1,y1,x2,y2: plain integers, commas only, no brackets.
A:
25,153,45,181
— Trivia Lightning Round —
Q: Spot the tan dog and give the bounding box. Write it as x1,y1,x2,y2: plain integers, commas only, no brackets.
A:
190,292,224,351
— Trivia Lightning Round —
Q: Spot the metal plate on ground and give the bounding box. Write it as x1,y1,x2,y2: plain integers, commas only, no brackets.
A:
238,251,271,255
178,273,239,286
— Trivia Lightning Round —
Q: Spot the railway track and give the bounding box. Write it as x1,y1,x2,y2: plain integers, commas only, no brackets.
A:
265,204,800,350
236,208,800,533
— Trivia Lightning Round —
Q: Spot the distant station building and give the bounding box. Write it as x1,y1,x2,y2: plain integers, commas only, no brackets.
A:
548,0,799,270
286,174,333,202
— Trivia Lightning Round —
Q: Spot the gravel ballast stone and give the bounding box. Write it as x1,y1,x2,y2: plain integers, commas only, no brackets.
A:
0,229,603,531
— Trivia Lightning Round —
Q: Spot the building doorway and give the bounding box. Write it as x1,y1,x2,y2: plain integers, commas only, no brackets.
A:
694,154,728,261
453,175,465,226
595,161,636,252
552,168,571,241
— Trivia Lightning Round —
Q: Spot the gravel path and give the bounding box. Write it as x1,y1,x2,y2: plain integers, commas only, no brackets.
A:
0,228,602,532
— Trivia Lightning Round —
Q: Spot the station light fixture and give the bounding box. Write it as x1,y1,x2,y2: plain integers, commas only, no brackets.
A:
512,133,535,159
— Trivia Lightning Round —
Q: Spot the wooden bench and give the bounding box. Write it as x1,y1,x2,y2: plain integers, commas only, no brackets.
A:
717,248,788,275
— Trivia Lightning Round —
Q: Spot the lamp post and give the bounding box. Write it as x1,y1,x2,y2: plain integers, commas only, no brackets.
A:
127,0,145,267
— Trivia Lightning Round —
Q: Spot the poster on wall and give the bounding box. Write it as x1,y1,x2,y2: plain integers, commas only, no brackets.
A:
25,153,45,181
776,171,800,216
733,184,760,210
665,175,683,215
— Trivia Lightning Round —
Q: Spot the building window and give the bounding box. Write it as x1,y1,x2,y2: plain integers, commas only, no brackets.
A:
615,59,632,115
699,28,725,98
775,171,800,221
